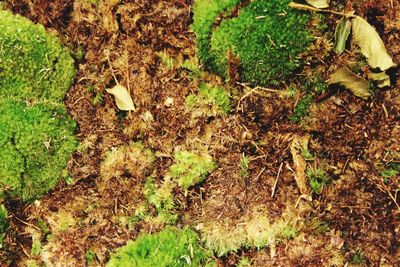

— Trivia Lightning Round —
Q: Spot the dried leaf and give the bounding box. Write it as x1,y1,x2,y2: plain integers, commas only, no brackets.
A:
369,72,391,88
290,135,311,197
106,84,136,111
306,0,330,8
333,18,352,55
352,16,396,71
328,67,370,100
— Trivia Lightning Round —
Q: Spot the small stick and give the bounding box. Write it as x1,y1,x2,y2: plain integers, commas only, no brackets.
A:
271,162,284,198
289,2,355,18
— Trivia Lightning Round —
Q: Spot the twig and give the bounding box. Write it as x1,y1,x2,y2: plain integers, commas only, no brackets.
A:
271,162,284,198
289,2,355,18
254,167,266,182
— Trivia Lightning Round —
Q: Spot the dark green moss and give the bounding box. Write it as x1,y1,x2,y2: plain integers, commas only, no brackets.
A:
0,99,77,201
306,167,330,194
193,0,312,86
107,227,214,267
0,10,76,101
289,94,313,123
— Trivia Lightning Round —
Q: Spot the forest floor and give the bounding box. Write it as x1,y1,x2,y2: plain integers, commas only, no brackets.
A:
1,0,400,266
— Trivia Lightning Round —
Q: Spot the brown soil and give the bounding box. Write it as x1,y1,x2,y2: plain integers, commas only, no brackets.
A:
1,0,399,266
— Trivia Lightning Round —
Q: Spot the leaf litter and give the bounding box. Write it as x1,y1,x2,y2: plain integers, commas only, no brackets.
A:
1,0,400,266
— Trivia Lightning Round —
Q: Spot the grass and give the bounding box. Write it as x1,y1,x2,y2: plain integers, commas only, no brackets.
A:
106,227,214,267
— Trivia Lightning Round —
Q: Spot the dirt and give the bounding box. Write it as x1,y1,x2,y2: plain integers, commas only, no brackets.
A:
1,0,400,266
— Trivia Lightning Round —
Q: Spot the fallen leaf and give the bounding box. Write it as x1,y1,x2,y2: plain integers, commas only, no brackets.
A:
106,84,136,111
352,16,396,71
328,67,370,100
290,135,311,197
333,18,352,55
306,0,330,8
369,72,391,88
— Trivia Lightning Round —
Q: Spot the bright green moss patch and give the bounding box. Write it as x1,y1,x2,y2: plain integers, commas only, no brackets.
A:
192,0,240,70
170,151,216,190
107,227,214,267
0,99,77,201
193,0,312,86
0,204,7,246
185,83,231,115
0,10,76,101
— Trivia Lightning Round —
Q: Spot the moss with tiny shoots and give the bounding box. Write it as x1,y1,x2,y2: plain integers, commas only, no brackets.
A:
0,204,7,246
0,99,77,201
193,0,312,86
107,227,214,267
170,150,216,190
186,83,231,116
306,167,330,194
0,10,76,101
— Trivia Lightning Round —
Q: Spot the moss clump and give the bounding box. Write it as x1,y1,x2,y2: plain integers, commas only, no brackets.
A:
306,167,330,194
289,94,313,123
107,227,214,267
0,99,77,201
0,204,7,246
0,10,75,101
170,151,216,190
186,83,231,116
100,142,156,180
193,0,312,86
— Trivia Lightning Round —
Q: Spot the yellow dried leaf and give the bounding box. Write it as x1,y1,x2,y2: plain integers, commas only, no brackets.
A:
306,0,330,8
369,72,391,88
328,67,370,100
106,84,135,111
352,16,396,71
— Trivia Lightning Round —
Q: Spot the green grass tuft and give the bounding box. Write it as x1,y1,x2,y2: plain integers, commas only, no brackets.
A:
193,0,312,86
0,10,76,101
0,99,77,201
107,227,214,267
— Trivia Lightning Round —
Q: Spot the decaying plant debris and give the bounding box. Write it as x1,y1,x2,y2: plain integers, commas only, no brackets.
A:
0,0,399,266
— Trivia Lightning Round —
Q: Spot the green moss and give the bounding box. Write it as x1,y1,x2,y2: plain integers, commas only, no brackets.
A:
0,204,7,246
186,83,231,115
289,94,313,123
239,153,250,179
349,250,367,265
144,176,175,212
107,227,213,267
170,151,216,190
0,10,75,101
0,99,77,201
306,167,330,194
193,0,312,86
192,0,240,70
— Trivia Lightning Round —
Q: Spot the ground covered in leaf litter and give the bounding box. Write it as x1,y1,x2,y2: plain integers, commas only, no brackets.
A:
1,0,400,266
